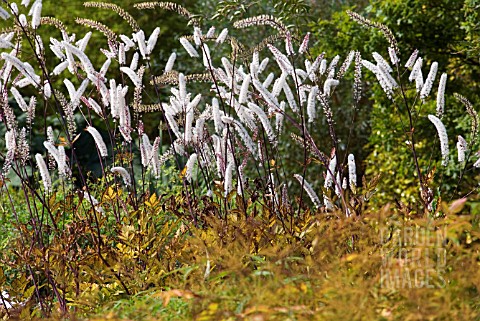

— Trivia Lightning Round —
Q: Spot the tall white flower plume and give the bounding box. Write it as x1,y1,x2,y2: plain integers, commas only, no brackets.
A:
111,166,131,186
457,135,467,163
348,154,357,189
436,73,447,117
185,153,197,183
35,154,52,192
428,114,449,166
86,126,108,158
420,61,438,100
294,174,321,209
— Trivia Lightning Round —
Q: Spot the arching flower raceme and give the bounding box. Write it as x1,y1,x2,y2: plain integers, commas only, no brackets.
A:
324,155,337,189
298,32,310,54
428,114,449,166
388,47,399,65
224,162,234,197
457,135,467,163
405,49,419,69
185,153,197,183
111,166,131,186
165,52,176,72
248,102,276,143
216,28,228,44
35,154,52,192
86,126,108,157
436,73,447,117
307,86,318,123
420,61,438,100
348,154,357,189
294,174,321,209
180,37,199,58
31,1,42,29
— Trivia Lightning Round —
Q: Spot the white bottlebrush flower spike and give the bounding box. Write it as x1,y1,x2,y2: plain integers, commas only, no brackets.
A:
474,158,480,168
120,67,142,87
457,135,467,163
185,153,197,183
111,167,131,186
294,174,321,209
238,75,250,104
180,37,199,58
31,2,42,29
267,44,293,74
224,162,234,197
436,73,447,117
420,61,438,100
35,154,52,192
0,7,11,20
323,79,339,96
165,52,176,72
298,32,310,54
405,49,419,69
86,126,108,157
388,47,399,65
409,57,423,82
248,102,276,143
307,85,318,122
146,27,161,55
348,154,356,189
372,52,392,73
428,114,449,166
216,28,228,44
324,156,337,189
